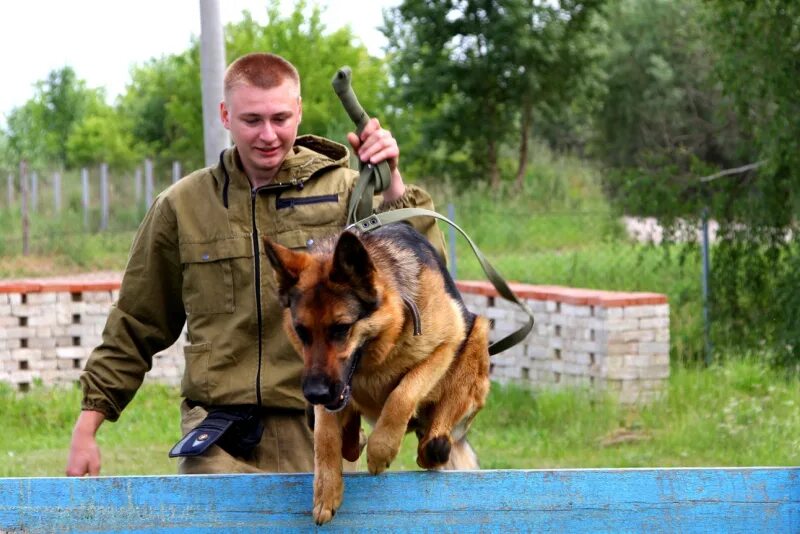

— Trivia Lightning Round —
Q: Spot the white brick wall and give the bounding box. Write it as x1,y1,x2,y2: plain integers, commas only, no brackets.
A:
0,281,670,404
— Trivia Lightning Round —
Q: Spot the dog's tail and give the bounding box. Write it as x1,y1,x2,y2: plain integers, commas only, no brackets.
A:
441,437,480,470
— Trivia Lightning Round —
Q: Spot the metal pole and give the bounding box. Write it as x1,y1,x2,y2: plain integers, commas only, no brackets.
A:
135,166,143,206
53,171,62,214
447,203,457,280
172,161,181,184
144,158,154,209
100,163,109,231
81,168,90,231
199,0,229,166
30,171,38,213
20,161,29,256
701,206,712,365
6,173,13,207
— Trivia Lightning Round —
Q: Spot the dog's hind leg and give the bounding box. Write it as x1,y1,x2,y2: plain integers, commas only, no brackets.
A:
416,316,491,470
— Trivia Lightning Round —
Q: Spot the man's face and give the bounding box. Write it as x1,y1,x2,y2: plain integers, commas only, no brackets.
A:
220,79,302,184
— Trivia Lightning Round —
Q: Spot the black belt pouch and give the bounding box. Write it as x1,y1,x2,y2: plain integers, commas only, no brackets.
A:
169,405,264,459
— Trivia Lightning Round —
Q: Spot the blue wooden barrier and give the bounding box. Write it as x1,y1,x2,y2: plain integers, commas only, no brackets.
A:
1,468,798,533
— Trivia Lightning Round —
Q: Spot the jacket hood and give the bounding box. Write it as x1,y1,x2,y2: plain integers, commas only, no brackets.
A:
211,134,352,206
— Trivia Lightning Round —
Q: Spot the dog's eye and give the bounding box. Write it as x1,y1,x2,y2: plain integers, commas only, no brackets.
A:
294,324,312,345
328,323,352,342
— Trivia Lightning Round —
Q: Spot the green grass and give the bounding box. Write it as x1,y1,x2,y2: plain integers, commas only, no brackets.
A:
2,357,797,477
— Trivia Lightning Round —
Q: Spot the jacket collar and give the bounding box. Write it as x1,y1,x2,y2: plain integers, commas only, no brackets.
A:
212,135,351,208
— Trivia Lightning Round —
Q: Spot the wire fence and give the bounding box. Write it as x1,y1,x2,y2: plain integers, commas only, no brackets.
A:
0,166,712,363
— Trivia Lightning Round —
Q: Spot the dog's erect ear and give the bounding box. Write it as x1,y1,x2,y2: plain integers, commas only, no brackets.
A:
330,231,378,305
263,237,310,307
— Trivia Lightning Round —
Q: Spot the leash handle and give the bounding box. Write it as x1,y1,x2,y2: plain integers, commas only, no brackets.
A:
348,209,535,356
332,66,392,224
332,67,370,134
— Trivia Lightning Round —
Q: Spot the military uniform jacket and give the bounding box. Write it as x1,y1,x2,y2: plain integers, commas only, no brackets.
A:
80,135,446,421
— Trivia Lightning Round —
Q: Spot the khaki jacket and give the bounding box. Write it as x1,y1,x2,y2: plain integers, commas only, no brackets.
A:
81,135,445,421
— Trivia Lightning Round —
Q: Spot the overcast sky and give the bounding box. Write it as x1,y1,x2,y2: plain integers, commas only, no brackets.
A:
0,0,398,127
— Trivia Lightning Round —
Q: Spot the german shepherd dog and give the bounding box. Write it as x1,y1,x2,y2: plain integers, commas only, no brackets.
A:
264,222,491,525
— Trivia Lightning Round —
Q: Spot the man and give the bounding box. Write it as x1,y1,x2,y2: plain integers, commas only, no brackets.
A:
66,53,445,476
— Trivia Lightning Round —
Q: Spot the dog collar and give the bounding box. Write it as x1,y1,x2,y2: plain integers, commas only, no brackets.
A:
401,295,422,336
325,347,364,413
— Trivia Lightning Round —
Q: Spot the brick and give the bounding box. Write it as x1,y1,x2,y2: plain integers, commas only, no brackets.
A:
640,342,670,355
27,337,56,349
606,366,638,380
640,317,670,330
27,292,58,305
638,365,670,379
562,304,592,317
56,347,87,359
10,348,39,361
605,319,640,331
28,315,56,327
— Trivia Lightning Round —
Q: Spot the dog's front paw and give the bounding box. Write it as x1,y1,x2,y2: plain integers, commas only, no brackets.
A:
313,471,343,525
417,435,452,469
366,432,400,475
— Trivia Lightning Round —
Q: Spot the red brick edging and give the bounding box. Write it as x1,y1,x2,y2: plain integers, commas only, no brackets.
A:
0,276,666,308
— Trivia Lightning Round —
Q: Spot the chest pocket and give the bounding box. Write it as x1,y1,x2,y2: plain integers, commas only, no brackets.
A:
275,192,344,229
180,237,253,314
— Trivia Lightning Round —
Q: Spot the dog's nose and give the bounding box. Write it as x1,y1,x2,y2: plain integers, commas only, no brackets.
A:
302,374,340,405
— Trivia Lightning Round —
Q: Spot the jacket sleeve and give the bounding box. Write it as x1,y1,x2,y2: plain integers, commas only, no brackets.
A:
376,184,449,263
79,196,186,421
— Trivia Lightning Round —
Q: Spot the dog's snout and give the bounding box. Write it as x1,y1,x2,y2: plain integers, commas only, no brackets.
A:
302,374,341,405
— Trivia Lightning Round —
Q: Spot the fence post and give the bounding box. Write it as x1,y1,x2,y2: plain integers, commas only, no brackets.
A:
81,168,90,231
30,171,38,213
172,161,181,184
20,161,29,256
447,203,458,279
144,159,154,209
53,171,62,214
701,206,712,366
135,166,143,206
6,173,13,208
100,163,109,231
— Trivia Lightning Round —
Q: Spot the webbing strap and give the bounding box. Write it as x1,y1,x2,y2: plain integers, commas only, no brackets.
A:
348,208,535,356
331,66,392,225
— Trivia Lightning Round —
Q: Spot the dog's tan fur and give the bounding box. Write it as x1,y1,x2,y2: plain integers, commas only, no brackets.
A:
264,224,490,525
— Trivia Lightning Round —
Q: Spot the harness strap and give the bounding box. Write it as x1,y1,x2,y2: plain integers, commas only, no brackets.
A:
348,209,535,356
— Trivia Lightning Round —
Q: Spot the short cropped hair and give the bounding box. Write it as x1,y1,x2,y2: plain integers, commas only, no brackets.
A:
223,53,300,97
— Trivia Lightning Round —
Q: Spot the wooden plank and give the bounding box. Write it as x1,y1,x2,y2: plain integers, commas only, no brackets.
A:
0,468,797,533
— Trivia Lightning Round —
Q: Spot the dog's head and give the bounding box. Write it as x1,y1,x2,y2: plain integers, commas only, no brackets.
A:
263,231,381,411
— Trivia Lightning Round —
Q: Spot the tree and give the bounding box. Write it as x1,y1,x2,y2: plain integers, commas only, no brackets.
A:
117,0,385,171
226,0,385,142
117,49,203,169
592,0,753,218
383,0,605,188
66,103,142,170
4,66,103,168
702,0,800,363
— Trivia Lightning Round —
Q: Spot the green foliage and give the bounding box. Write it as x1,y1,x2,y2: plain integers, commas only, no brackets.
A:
590,0,800,365
118,49,204,170
700,0,800,364
593,0,751,216
66,104,143,170
226,0,385,142
383,0,606,186
4,67,107,169
112,1,384,172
